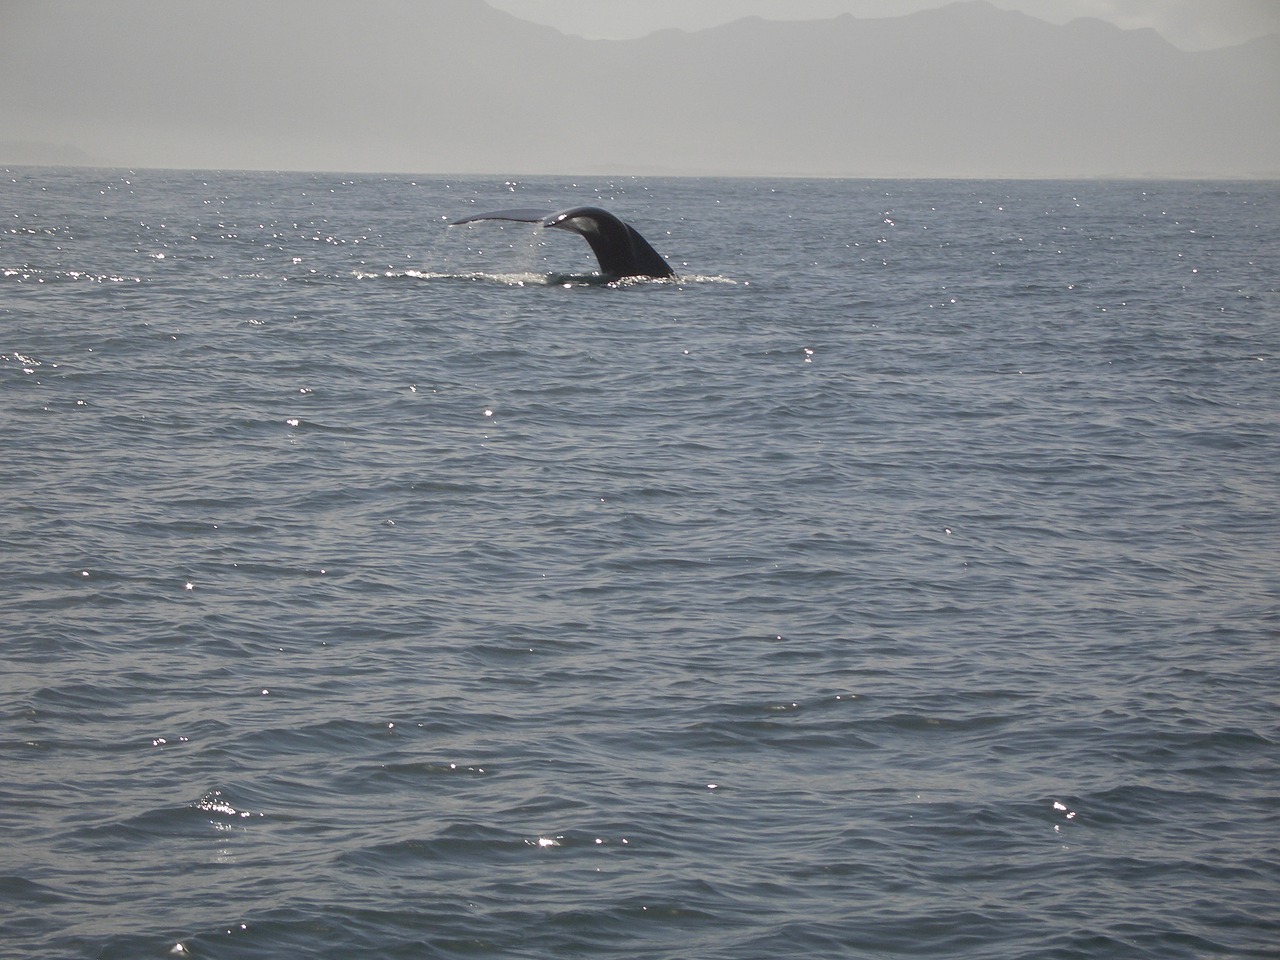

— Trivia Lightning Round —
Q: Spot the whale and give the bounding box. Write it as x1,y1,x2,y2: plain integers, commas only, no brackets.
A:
449,206,675,280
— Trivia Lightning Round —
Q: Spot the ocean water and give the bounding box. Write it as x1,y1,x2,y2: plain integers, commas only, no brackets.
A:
2,168,1277,960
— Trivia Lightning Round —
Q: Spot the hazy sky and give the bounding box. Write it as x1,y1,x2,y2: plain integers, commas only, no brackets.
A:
2,0,1276,176
487,0,1280,50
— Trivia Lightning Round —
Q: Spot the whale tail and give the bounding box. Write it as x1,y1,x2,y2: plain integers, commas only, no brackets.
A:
449,206,675,279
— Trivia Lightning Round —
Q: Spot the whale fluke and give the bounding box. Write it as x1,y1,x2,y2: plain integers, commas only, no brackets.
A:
449,206,675,279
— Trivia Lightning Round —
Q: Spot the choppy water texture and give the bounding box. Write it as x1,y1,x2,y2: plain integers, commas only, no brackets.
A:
2,169,1278,959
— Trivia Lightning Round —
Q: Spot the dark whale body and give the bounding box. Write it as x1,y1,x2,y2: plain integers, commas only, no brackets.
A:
450,206,675,280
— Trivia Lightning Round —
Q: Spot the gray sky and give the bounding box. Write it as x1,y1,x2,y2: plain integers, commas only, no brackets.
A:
487,0,1280,50
2,0,1277,177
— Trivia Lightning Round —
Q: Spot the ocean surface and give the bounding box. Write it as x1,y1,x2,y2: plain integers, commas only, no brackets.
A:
2,168,1277,960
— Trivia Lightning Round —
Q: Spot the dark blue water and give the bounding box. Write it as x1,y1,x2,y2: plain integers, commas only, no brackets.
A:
2,169,1278,959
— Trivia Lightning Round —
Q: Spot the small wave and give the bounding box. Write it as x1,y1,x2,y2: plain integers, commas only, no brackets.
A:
1,350,57,372
67,789,265,851
0,875,66,904
673,273,742,285
354,268,739,287
2,266,144,284
193,788,263,821
356,268,551,286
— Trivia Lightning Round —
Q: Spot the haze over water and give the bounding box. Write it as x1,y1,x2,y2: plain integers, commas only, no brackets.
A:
4,1,1278,177
2,168,1278,959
